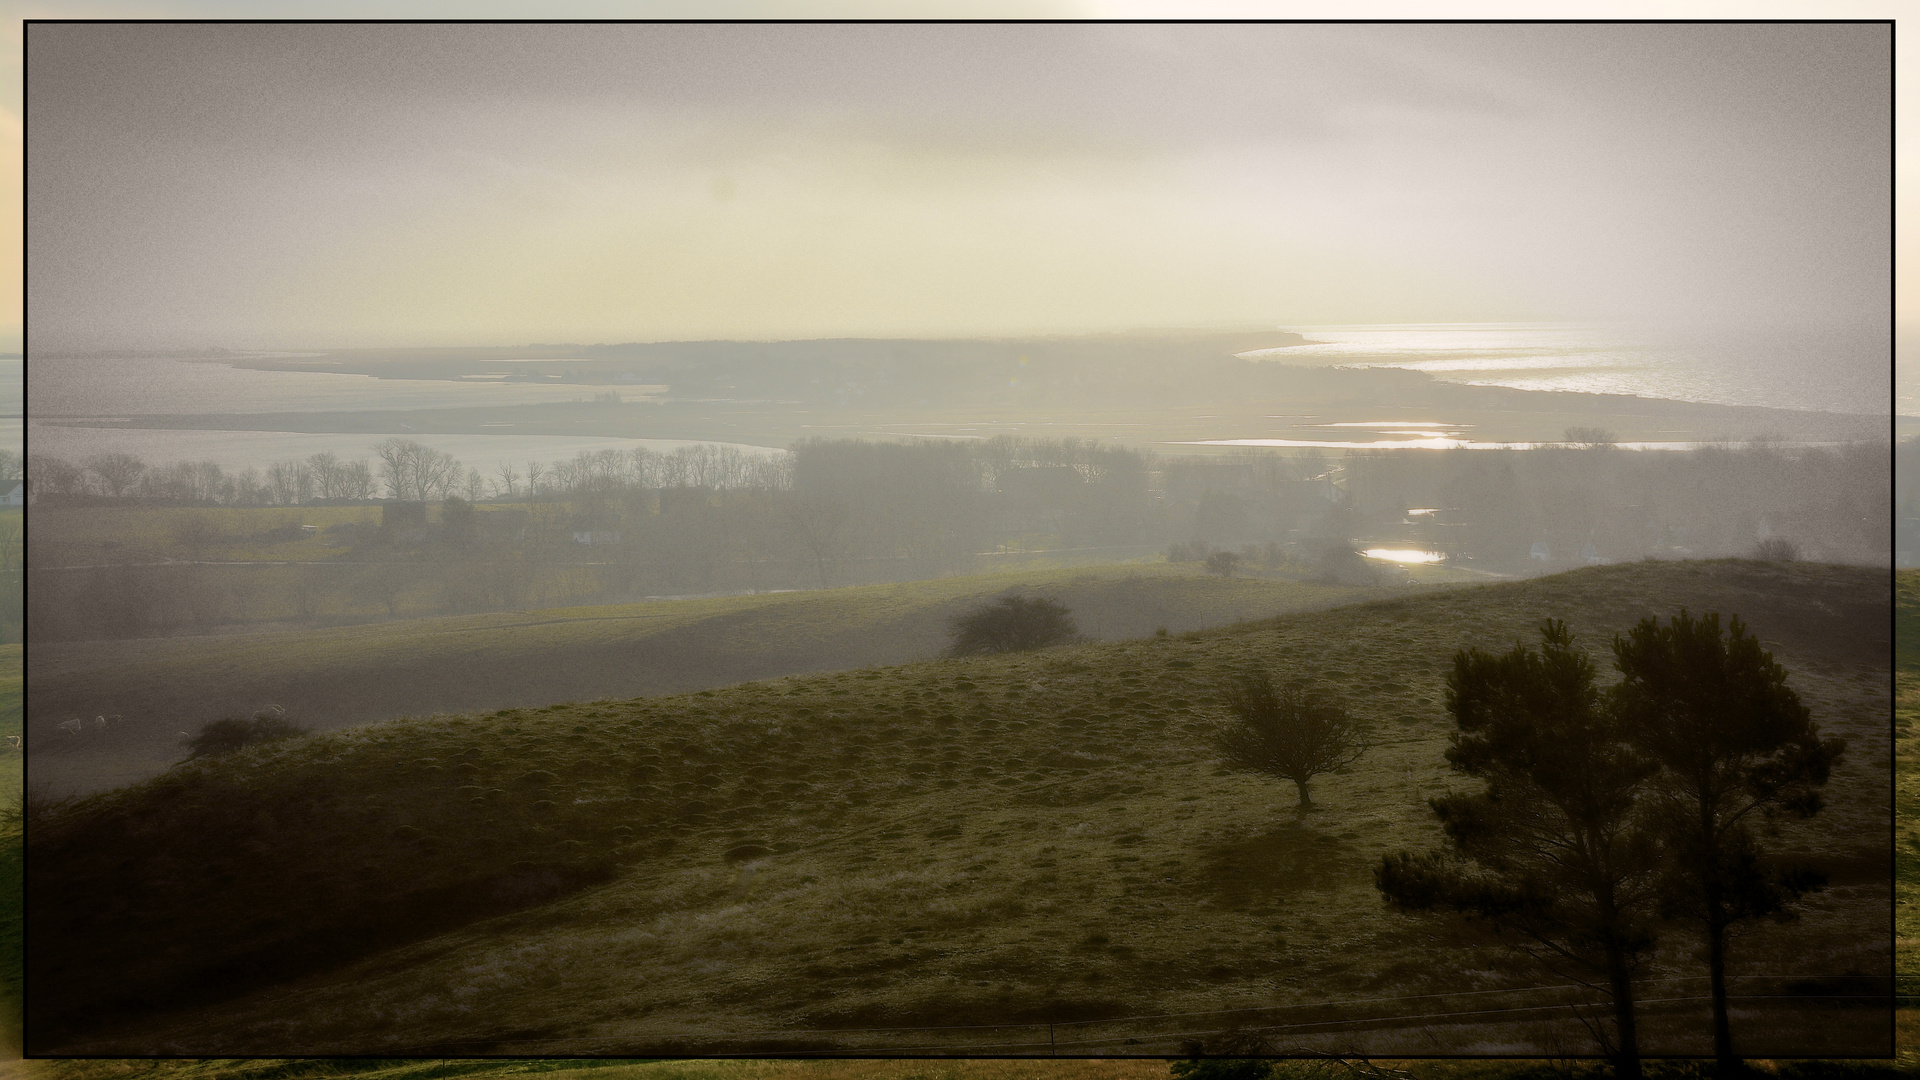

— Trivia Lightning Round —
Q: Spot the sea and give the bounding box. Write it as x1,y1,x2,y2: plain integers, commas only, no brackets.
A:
21,323,1898,473
1244,323,1891,419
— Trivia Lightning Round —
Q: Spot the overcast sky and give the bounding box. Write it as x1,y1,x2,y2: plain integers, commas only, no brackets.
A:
22,19,1893,350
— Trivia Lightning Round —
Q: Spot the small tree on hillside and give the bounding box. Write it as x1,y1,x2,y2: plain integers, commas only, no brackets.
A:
180,706,306,762
1215,674,1367,808
1204,551,1242,577
946,595,1078,656
1375,620,1662,1080
1612,610,1845,1076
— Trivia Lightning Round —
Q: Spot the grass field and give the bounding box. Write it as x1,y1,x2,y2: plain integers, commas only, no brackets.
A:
28,564,1410,797
27,504,385,565
27,560,1889,1061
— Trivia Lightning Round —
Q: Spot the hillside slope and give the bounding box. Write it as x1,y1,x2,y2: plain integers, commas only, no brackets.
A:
31,560,1891,1058
27,565,1397,796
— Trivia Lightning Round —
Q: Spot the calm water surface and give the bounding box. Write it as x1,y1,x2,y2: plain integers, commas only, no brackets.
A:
1246,323,1888,417
24,323,1892,472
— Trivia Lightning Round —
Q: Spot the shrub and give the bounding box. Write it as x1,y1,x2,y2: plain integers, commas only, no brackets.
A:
1204,551,1242,577
180,706,307,762
946,595,1078,656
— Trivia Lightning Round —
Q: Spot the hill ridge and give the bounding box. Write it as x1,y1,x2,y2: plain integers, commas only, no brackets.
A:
31,559,1891,1057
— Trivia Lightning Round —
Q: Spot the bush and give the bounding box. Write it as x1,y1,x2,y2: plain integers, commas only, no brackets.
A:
1167,541,1210,563
946,595,1078,656
180,706,307,761
1204,551,1242,577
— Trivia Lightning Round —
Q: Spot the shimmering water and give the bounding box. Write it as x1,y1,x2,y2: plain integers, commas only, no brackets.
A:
1243,323,1888,417
30,356,651,417
23,322,1891,474
26,425,782,476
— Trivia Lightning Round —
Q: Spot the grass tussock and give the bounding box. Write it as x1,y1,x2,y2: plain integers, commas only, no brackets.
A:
28,561,1891,1058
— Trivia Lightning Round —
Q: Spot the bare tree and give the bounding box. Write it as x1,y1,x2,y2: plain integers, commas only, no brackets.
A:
784,495,850,587
85,452,147,499
341,459,376,501
373,438,462,502
265,459,309,505
496,461,520,500
307,451,343,499
1215,674,1367,808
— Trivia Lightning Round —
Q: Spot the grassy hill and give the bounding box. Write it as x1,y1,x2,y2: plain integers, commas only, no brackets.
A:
28,560,1890,1059
27,564,1407,797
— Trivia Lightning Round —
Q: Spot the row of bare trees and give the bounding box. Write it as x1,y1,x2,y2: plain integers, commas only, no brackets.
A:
25,440,791,508
24,439,1898,579
29,451,379,507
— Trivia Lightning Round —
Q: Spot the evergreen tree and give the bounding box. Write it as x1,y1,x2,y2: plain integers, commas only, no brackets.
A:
1376,620,1661,1079
1612,610,1845,1076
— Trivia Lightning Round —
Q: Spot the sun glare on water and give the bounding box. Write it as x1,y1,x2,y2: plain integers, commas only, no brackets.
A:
1361,547,1448,564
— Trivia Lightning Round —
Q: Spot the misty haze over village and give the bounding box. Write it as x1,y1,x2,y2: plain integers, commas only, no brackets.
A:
11,18,1905,1067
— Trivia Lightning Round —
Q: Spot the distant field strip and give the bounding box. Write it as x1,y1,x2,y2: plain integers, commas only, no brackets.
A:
28,563,1397,797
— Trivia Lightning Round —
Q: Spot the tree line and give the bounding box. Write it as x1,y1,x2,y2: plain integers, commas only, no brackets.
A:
26,437,1892,569
24,436,1895,641
25,440,788,508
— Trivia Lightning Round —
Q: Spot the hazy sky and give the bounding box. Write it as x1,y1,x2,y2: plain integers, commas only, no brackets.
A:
20,17,1895,350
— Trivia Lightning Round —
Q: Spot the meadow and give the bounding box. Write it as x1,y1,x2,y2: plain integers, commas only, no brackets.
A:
26,560,1889,1060
28,563,1411,798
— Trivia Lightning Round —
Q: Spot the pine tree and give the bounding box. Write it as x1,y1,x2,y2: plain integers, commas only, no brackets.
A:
1612,610,1845,1076
1376,620,1662,1079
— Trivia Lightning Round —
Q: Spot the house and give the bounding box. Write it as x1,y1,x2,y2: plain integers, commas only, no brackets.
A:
3,483,19,507
1529,541,1551,561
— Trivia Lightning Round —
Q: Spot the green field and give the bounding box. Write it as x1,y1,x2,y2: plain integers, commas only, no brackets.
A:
28,564,1411,797
27,560,1889,1061
27,504,386,564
